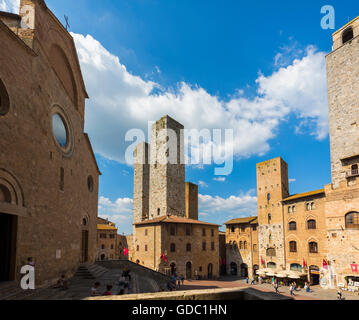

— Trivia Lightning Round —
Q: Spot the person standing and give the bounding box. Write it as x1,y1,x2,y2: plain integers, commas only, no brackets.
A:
290,284,294,296
275,281,279,293
246,277,249,284
180,274,185,286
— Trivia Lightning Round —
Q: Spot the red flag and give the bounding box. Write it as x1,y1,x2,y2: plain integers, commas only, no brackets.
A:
261,257,264,265
302,258,306,268
351,264,358,273
160,253,168,262
323,259,328,269
123,248,128,256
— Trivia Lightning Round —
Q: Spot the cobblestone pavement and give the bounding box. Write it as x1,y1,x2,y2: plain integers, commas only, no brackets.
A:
178,277,359,300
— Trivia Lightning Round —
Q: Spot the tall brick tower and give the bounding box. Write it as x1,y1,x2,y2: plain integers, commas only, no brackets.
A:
256,157,289,270
326,17,359,188
149,115,185,218
185,182,198,220
133,142,150,224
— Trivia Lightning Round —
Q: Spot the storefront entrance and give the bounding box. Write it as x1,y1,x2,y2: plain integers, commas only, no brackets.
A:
0,213,16,282
309,265,320,285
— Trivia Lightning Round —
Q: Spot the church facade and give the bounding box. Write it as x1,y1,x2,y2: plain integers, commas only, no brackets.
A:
0,0,100,286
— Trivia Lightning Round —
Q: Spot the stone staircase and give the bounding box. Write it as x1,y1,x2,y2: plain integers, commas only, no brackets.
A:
72,263,108,280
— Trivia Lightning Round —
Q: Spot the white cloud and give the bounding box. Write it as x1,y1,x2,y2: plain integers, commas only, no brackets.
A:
199,191,257,216
71,33,328,165
213,177,226,182
198,180,208,188
0,0,19,13
98,196,133,233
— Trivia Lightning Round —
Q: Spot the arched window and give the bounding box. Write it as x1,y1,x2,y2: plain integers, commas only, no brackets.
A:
170,243,176,252
157,208,161,216
186,243,191,252
306,203,311,211
342,27,354,45
309,241,318,253
307,219,316,230
288,206,292,213
202,242,206,251
290,263,302,272
239,241,243,249
288,221,297,231
231,226,235,233
345,212,359,229
311,202,315,210
266,247,276,257
267,262,276,269
268,213,271,224
289,241,297,252
292,206,296,212
267,193,271,203
243,241,247,249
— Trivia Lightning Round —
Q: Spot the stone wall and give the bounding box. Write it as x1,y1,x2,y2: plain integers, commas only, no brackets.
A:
0,0,99,285
149,116,185,218
185,182,198,220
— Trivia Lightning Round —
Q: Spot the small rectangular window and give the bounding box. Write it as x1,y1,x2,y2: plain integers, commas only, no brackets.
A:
60,167,64,191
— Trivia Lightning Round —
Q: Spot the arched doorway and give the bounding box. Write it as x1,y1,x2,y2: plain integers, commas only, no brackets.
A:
230,262,238,276
100,254,106,261
309,265,320,285
170,262,176,276
186,262,192,279
240,263,248,277
208,263,213,279
253,265,259,277
0,177,22,283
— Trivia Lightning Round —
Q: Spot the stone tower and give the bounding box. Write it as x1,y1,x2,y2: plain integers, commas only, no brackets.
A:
323,17,359,289
149,115,185,218
185,182,198,220
327,17,359,188
256,157,289,270
133,142,150,223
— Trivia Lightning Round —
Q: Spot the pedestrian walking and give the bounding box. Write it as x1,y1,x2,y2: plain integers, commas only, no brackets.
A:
246,277,249,284
290,284,295,296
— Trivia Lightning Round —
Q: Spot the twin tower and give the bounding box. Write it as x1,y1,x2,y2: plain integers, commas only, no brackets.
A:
133,115,198,225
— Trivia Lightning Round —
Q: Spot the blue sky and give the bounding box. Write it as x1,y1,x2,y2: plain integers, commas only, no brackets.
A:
4,0,359,234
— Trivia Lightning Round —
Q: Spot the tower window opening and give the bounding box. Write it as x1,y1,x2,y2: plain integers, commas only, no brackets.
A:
342,27,354,45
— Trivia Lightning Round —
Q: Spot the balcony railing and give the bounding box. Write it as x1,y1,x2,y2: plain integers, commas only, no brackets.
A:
346,169,359,178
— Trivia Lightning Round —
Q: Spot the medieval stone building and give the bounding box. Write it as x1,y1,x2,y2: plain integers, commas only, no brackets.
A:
226,17,359,290
131,115,220,279
0,0,100,286
224,217,258,278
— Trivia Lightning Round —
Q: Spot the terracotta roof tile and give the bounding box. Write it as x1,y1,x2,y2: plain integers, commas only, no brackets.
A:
224,216,257,225
97,224,117,231
282,189,325,202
